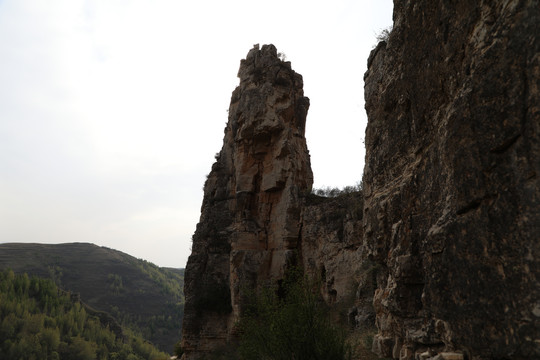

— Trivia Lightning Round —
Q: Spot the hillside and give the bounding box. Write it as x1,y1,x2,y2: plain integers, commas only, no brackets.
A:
0,242,184,353
0,269,170,360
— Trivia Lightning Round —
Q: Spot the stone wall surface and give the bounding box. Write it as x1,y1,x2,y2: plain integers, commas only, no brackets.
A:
363,1,540,359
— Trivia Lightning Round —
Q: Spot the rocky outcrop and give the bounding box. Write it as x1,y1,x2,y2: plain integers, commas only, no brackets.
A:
183,3,539,358
363,1,540,359
181,44,313,359
301,192,375,328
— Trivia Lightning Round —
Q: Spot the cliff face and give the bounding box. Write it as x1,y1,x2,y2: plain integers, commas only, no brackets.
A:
181,44,313,359
363,1,540,359
301,192,374,328
183,2,539,358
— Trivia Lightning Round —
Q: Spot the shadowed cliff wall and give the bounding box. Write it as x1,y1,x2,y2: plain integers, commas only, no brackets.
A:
363,1,539,358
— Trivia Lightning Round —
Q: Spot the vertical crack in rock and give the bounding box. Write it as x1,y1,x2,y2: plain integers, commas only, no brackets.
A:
181,44,313,359
363,1,540,359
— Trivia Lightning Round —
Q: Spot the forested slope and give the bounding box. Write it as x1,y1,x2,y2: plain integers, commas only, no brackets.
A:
0,269,170,360
0,243,184,353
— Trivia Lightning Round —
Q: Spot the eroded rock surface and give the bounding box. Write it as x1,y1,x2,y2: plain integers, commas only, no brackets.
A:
301,192,374,329
363,1,540,359
181,44,313,359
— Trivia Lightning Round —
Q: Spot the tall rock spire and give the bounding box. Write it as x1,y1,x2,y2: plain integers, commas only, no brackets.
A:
181,44,313,359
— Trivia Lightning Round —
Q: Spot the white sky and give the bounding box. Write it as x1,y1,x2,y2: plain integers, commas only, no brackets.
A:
0,0,393,268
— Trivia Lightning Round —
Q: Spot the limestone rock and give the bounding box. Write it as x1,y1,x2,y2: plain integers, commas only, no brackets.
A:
363,1,540,359
181,44,313,359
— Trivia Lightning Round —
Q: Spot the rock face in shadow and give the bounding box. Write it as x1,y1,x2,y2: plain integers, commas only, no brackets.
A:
363,1,540,359
181,44,314,359
300,192,374,329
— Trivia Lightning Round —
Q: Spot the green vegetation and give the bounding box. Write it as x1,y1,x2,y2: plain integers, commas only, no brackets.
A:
237,269,351,360
0,243,184,353
107,274,124,295
131,260,184,298
311,182,363,198
0,269,169,360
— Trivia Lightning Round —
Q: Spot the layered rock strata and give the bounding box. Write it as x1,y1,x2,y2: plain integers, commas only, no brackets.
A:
181,44,314,359
363,1,540,359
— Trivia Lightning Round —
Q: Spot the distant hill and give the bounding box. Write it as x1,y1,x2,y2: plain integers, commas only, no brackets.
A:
0,242,184,353
0,269,170,360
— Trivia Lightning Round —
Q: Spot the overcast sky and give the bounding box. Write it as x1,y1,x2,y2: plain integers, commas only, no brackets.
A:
0,0,393,268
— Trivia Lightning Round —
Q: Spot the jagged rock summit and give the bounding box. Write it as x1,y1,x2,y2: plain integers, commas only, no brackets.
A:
181,44,313,359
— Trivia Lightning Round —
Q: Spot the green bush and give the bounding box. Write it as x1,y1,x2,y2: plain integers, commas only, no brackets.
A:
237,269,351,360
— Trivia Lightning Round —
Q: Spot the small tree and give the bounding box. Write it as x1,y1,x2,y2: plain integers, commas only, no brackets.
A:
375,26,392,43
238,269,351,360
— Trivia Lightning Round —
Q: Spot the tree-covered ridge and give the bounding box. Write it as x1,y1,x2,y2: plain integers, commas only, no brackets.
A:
0,269,170,360
0,243,184,353
129,259,184,298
